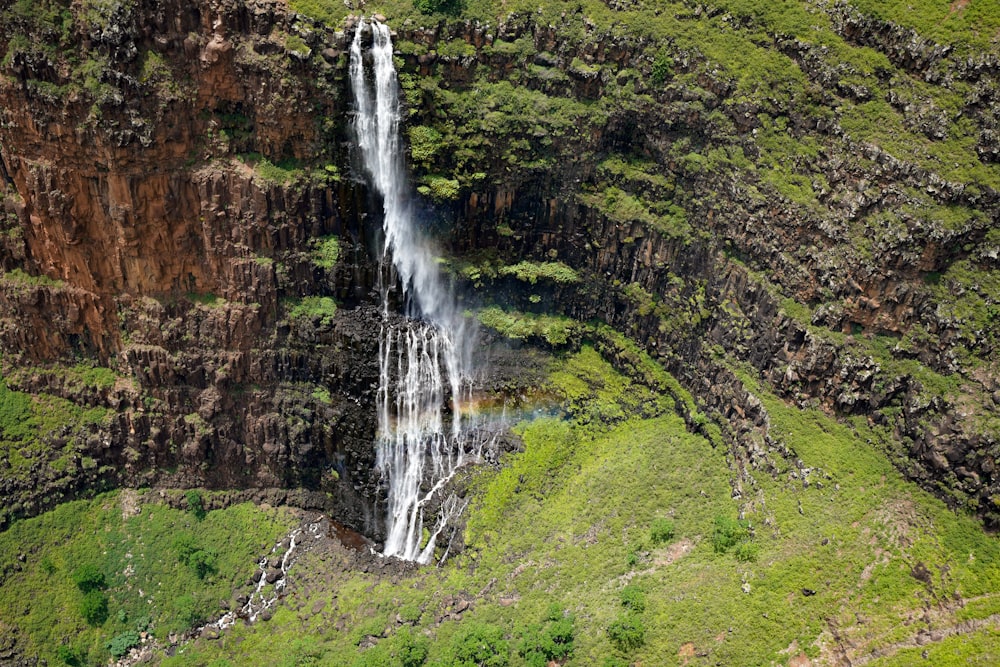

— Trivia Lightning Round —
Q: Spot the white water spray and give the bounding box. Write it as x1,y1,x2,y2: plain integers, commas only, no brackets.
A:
350,19,484,563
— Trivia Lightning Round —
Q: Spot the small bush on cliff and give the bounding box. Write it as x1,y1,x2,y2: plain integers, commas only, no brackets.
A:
185,490,206,521
409,125,444,166
498,260,580,285
311,236,340,271
414,0,463,15
417,175,460,201
289,296,337,327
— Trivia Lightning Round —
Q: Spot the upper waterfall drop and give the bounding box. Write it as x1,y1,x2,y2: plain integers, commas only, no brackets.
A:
349,18,481,563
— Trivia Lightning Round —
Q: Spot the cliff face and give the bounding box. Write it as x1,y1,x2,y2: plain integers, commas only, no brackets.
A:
0,0,998,536
0,0,390,532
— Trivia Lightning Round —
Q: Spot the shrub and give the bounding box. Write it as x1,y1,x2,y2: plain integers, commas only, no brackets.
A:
311,236,340,270
734,541,760,562
619,585,646,612
449,622,509,667
185,490,206,521
174,533,217,579
107,631,140,658
408,125,444,165
652,51,673,84
80,590,108,626
289,296,337,327
414,0,462,15
607,613,645,652
394,627,428,667
649,518,676,544
55,645,84,666
173,594,201,627
711,515,751,554
516,605,575,667
417,175,460,201
71,563,106,592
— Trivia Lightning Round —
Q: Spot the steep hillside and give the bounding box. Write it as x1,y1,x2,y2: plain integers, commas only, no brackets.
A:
0,0,998,664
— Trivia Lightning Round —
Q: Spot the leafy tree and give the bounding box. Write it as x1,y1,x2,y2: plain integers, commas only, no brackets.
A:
607,613,645,652
711,515,751,553
174,532,217,579
70,563,105,592
414,0,462,15
449,622,509,667
80,590,108,626
619,585,646,612
395,627,428,667
185,490,206,520
516,605,575,667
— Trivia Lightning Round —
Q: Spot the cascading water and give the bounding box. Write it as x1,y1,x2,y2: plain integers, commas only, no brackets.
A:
350,19,484,563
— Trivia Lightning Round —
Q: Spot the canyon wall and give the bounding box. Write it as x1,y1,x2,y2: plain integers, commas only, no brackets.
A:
0,0,998,534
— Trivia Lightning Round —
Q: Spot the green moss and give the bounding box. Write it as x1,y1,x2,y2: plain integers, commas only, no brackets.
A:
288,296,337,326
417,174,460,201
284,33,311,57
477,307,579,346
2,268,63,288
497,260,580,285
311,235,340,271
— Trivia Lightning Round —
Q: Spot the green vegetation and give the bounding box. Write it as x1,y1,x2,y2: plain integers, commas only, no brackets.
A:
415,0,462,16
0,375,109,494
185,490,206,521
74,342,999,665
606,613,645,652
618,585,646,613
284,33,310,57
477,307,579,346
0,493,296,663
186,292,220,307
1,267,64,288
408,125,444,165
497,260,579,285
515,605,575,667
287,295,337,327
649,518,675,545
288,0,345,24
310,235,340,270
417,175,460,201
4,0,1000,665
710,515,751,554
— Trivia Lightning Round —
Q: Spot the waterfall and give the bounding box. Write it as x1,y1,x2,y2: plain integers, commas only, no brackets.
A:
350,19,480,563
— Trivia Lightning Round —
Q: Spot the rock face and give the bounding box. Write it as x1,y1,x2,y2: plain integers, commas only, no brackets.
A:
0,0,998,533
0,0,387,533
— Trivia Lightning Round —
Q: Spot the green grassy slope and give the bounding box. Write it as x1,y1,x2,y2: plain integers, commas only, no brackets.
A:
0,494,298,664
29,343,983,666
